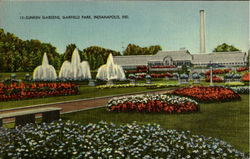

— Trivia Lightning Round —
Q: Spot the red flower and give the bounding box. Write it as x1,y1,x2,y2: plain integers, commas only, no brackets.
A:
237,67,249,72
0,82,79,102
171,86,240,102
243,72,250,82
205,76,223,82
108,97,198,114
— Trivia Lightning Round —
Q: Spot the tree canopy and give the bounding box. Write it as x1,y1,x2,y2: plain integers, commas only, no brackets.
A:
0,28,163,72
123,44,162,56
0,28,61,72
0,28,122,72
62,44,77,62
213,43,240,52
82,46,121,70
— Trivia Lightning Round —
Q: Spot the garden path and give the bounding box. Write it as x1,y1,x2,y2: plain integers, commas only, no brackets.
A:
0,89,172,124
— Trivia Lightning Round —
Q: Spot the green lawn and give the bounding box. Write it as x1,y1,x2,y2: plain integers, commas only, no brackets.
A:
0,78,248,110
0,85,169,110
62,94,249,153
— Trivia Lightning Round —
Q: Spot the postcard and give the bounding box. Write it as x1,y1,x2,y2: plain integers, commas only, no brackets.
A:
0,0,249,158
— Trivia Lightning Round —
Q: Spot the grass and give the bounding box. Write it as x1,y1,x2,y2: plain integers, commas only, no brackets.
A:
0,77,248,109
62,94,249,153
0,85,169,110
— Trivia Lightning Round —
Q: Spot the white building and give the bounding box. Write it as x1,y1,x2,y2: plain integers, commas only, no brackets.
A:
113,10,248,70
113,50,248,69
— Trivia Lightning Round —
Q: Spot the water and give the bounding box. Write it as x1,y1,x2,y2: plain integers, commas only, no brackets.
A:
33,53,57,81
59,49,92,80
96,53,126,81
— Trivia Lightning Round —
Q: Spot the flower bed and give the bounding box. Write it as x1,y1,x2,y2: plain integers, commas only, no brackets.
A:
227,86,249,94
151,65,175,68
224,82,245,86
126,70,138,74
205,76,223,82
242,72,250,82
0,82,79,101
171,86,240,102
107,94,199,113
0,120,247,159
146,84,180,89
205,69,232,75
224,68,232,73
137,65,148,71
205,69,224,75
151,73,173,78
125,66,148,74
134,73,147,79
96,83,179,89
236,66,248,72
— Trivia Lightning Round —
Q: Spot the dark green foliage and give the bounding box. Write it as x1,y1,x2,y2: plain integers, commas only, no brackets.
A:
62,44,77,62
123,43,162,56
81,46,121,70
0,28,163,72
213,43,240,52
0,28,61,72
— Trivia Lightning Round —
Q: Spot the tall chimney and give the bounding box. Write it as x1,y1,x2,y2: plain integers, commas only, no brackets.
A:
200,10,206,53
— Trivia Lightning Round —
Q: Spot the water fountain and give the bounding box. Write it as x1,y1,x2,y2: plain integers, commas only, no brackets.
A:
59,49,92,81
33,53,57,81
96,53,126,84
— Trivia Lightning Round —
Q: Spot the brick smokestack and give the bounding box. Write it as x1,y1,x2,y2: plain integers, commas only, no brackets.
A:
200,10,206,53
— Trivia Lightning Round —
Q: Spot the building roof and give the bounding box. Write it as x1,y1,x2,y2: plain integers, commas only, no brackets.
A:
153,50,193,61
113,50,192,66
192,51,247,64
113,50,247,66
113,55,153,66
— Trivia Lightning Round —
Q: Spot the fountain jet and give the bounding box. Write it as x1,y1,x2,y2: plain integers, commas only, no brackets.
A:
33,53,57,81
96,53,126,81
59,49,91,80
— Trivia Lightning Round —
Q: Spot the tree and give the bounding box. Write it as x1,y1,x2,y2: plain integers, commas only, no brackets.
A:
62,44,77,62
123,44,162,56
82,46,121,70
0,28,62,72
2,51,15,72
213,43,240,52
96,54,104,68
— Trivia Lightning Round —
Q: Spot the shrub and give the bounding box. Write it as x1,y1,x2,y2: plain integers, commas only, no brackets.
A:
192,73,200,79
224,73,234,79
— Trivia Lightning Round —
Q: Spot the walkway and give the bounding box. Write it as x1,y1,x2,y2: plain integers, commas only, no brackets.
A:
0,89,172,124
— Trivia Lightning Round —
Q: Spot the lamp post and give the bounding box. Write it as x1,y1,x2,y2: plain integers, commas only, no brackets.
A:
210,61,213,86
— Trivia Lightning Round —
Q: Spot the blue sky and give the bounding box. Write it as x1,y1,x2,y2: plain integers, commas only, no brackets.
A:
0,1,249,54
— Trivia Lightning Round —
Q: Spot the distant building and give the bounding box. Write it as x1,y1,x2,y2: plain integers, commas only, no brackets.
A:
192,51,248,67
113,10,248,70
113,50,248,69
